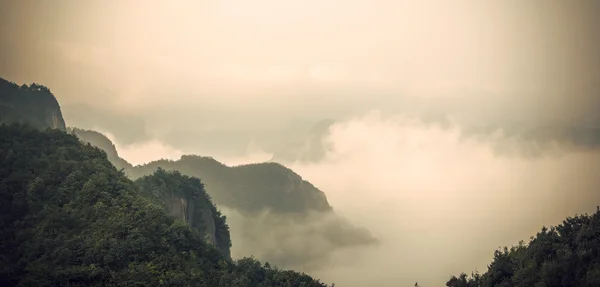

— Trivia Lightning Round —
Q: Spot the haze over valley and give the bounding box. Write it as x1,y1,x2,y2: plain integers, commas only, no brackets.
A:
2,1,600,286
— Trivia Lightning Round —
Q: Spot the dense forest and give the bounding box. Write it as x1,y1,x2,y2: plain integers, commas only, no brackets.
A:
447,209,600,287
71,128,333,215
134,169,232,257
130,157,332,215
0,124,329,286
68,128,133,170
72,129,378,270
4,76,600,286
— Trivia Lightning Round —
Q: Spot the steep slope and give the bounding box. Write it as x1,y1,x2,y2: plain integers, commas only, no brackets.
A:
0,124,329,286
71,127,333,214
130,155,332,215
72,129,377,271
69,128,133,170
0,77,66,130
447,208,600,287
128,156,376,270
134,168,232,257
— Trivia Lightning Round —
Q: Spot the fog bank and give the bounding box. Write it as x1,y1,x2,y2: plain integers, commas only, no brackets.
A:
285,112,600,286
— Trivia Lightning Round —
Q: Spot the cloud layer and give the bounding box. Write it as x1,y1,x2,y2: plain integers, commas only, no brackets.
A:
284,112,600,286
105,110,600,286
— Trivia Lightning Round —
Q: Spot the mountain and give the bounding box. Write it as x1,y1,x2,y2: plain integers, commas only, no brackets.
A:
72,128,377,270
0,124,329,286
0,74,372,274
0,78,66,131
68,128,133,170
130,156,333,215
134,168,232,257
447,208,600,287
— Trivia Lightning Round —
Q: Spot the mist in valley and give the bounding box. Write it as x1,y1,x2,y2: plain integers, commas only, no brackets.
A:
101,111,600,286
2,0,600,286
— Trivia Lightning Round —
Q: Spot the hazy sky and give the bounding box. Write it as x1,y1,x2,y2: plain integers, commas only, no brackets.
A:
2,1,600,286
1,0,599,133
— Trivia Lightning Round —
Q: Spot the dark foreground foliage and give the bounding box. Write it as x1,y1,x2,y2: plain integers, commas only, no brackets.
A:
0,124,328,287
447,209,600,287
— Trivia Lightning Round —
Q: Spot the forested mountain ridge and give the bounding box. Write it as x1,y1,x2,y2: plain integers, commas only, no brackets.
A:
447,208,600,287
0,75,373,274
0,124,329,286
130,156,333,215
0,78,66,131
68,128,133,170
134,169,232,257
72,128,377,270
70,127,332,216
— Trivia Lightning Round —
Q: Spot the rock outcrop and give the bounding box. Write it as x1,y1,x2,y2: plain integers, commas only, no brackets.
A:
165,193,217,246
0,78,66,131
134,169,232,257
201,208,217,246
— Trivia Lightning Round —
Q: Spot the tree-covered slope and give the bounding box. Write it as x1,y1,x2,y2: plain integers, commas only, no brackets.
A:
134,169,232,258
72,128,377,271
69,128,133,170
447,209,600,287
0,124,329,287
70,128,332,215
130,156,332,215
0,77,66,131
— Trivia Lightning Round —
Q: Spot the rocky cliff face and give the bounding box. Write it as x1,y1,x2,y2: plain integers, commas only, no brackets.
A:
165,193,218,247
70,129,374,268
0,78,66,131
134,169,232,257
201,208,217,246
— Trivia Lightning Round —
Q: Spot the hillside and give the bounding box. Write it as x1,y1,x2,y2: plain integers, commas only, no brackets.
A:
0,74,374,274
69,128,133,170
70,129,332,215
447,209,600,287
0,124,329,286
134,169,232,257
0,78,66,131
72,128,377,270
130,156,333,215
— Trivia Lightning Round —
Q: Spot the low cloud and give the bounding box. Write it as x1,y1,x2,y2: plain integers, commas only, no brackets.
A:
104,110,600,286
223,207,377,272
98,130,183,166
283,111,600,286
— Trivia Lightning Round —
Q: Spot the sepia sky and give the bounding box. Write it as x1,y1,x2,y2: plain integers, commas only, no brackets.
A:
1,0,599,132
1,1,600,286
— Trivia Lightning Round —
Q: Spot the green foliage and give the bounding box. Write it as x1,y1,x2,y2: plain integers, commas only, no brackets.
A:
134,168,232,257
72,128,377,270
447,209,600,287
129,155,332,215
0,77,66,130
69,128,133,170
0,124,329,286
71,128,333,215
